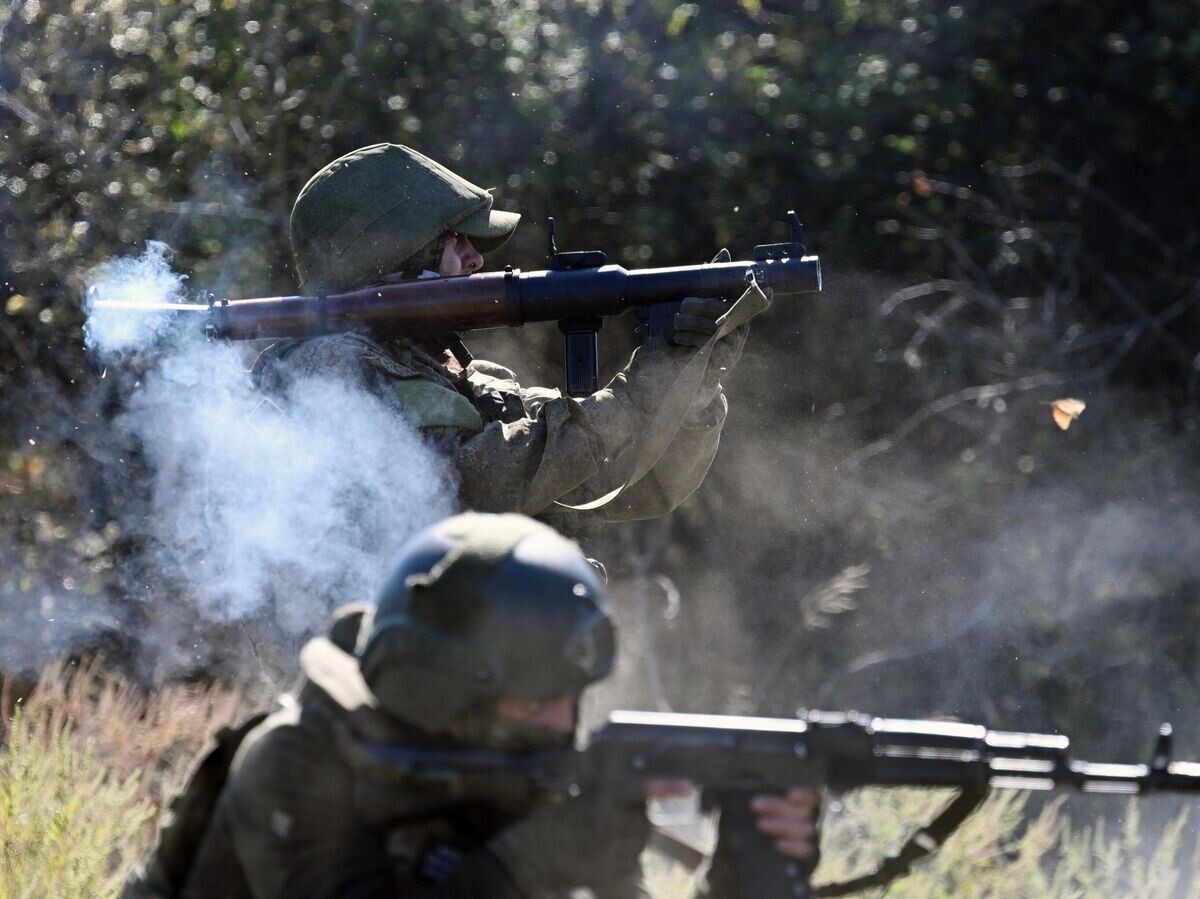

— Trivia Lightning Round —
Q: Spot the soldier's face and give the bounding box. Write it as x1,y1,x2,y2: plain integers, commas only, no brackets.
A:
495,693,579,736
437,233,485,276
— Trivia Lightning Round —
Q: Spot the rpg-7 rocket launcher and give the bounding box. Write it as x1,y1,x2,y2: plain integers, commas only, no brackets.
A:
89,213,821,396
360,708,1200,899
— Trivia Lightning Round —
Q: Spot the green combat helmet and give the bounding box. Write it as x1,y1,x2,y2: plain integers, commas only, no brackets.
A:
358,512,614,733
290,143,522,292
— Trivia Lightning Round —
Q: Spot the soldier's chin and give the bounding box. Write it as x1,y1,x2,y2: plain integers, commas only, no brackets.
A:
484,719,575,752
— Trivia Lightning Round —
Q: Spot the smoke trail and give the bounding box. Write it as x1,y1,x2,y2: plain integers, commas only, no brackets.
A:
81,243,456,672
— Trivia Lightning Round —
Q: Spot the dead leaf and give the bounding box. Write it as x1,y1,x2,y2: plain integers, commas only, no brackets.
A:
1050,398,1086,430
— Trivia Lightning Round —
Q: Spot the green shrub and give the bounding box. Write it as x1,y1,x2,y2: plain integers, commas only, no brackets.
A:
815,788,1196,899
0,707,153,898
0,659,246,898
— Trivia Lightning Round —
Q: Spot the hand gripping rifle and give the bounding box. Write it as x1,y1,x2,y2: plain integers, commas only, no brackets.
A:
359,709,1200,899
89,213,821,396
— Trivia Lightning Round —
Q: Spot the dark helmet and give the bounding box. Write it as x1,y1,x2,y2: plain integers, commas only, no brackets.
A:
358,512,614,731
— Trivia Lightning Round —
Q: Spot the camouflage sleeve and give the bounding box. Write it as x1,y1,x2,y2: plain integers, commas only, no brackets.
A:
593,380,727,523
457,339,727,519
203,713,556,899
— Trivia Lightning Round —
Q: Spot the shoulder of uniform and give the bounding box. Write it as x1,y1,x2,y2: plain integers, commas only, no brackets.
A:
220,701,359,838
252,332,396,385
252,333,483,431
291,332,397,368
384,362,484,432
230,702,329,786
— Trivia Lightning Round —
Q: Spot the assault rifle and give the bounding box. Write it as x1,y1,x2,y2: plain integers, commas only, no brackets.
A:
360,709,1200,899
89,214,821,396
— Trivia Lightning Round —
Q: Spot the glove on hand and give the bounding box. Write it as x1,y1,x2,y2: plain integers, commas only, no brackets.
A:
488,788,649,898
667,296,750,413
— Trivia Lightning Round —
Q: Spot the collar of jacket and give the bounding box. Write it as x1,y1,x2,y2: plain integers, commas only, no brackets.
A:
299,633,425,745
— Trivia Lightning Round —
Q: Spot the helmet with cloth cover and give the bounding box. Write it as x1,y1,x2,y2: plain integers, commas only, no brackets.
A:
357,512,614,732
290,143,522,292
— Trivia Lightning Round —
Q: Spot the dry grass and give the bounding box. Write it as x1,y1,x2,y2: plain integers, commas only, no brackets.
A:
641,786,1200,897
812,787,1198,899
0,659,248,899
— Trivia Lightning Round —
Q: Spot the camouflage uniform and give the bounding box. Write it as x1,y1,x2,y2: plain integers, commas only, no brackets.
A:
269,143,748,534
170,513,654,899
126,515,794,899
251,331,729,534
178,608,584,898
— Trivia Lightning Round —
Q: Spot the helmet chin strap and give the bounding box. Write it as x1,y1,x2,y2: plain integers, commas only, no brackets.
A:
384,233,450,281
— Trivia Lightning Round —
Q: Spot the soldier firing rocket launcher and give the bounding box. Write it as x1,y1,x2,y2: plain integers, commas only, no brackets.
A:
360,708,1200,899
88,213,821,396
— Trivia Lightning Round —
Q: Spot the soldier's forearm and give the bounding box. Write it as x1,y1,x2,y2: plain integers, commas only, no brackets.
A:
600,395,726,522
454,340,725,517
453,398,604,515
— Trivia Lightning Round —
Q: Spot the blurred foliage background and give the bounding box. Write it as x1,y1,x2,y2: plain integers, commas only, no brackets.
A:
3,0,1200,856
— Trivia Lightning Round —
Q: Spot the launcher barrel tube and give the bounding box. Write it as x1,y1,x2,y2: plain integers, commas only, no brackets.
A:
195,255,822,340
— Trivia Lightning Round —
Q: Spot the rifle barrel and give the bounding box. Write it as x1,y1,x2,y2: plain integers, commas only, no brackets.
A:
359,708,1200,798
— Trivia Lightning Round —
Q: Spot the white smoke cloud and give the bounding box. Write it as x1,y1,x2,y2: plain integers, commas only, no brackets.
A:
83,240,192,359
82,244,456,669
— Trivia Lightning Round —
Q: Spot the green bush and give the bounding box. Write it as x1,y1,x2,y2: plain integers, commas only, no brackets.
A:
0,710,154,898
816,788,1196,898
0,659,246,898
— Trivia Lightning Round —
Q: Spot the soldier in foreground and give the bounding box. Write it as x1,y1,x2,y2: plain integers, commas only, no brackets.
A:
255,143,755,532
126,512,818,898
